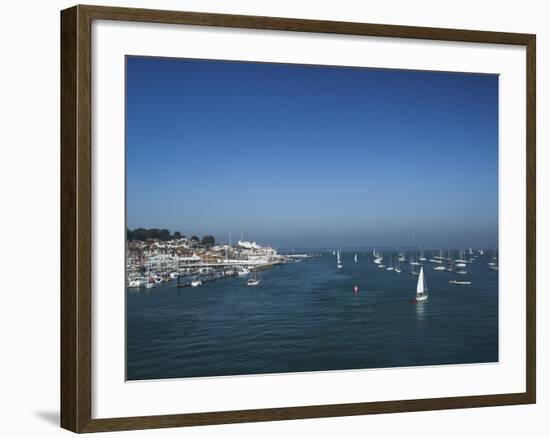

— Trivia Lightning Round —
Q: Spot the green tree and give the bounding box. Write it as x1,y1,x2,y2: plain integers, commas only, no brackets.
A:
201,235,215,247
127,228,174,241
190,235,200,242
148,228,160,239
133,228,148,241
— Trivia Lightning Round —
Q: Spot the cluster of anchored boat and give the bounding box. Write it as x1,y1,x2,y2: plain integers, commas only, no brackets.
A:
370,248,498,275
188,266,261,288
333,248,498,303
128,265,264,289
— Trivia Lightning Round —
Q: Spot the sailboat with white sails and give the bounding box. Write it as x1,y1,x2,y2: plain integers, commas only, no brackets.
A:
337,250,343,269
410,255,419,275
247,269,261,286
395,256,401,273
415,266,428,302
386,254,395,271
488,249,498,270
446,249,454,272
377,253,386,269
419,249,427,262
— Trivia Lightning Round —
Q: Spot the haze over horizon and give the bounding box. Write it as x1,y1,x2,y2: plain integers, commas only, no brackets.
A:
126,56,498,249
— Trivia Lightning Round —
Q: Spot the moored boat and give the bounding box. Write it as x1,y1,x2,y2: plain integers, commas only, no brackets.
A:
128,277,146,288
237,267,251,276
386,255,395,271
449,280,471,285
247,269,261,286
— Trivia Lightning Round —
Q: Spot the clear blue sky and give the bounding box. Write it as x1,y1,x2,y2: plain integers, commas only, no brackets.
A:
126,56,498,249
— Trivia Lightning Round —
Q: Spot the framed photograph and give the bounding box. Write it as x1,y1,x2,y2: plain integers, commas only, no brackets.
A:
60,5,536,433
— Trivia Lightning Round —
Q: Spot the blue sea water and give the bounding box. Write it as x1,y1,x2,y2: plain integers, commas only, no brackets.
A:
126,252,498,380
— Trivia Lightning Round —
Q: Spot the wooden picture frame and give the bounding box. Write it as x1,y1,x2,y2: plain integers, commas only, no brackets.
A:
61,4,536,433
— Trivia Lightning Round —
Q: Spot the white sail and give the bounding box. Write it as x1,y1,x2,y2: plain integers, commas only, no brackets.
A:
416,266,428,300
386,254,394,270
354,253,358,263
416,266,424,294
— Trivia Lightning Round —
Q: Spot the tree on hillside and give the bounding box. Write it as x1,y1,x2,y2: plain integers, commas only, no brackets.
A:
133,228,149,241
201,235,215,247
127,228,177,241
